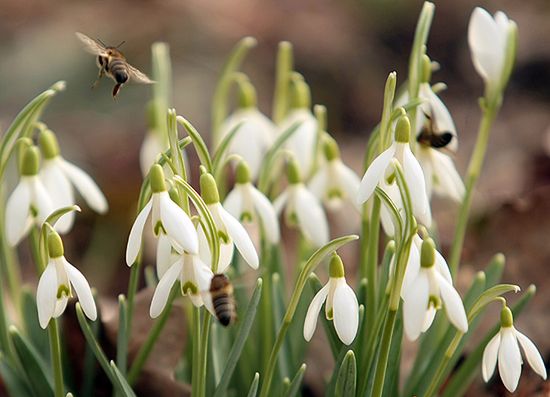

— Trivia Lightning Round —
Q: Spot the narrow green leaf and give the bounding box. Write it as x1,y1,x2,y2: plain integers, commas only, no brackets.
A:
468,283,520,322
483,253,505,287
441,285,536,397
81,305,100,397
335,351,356,397
286,363,306,397
0,353,33,397
212,120,245,174
271,273,290,379
116,295,128,377
9,326,54,397
246,372,260,397
21,288,49,360
110,361,137,397
213,278,263,397
176,116,213,172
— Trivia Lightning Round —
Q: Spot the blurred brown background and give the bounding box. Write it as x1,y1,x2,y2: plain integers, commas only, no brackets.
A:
1,0,549,396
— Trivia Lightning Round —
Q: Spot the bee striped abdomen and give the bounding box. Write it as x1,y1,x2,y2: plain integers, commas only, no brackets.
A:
210,274,236,327
109,59,129,84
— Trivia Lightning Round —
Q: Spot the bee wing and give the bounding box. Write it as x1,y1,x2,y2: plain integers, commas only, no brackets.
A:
126,64,155,84
75,32,108,56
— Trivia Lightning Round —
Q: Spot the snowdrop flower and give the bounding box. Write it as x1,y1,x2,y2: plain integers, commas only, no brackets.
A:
468,7,517,96
223,161,280,244
140,131,167,177
37,231,96,328
150,250,214,318
198,172,259,273
416,145,464,203
5,145,53,246
273,158,329,248
308,137,361,212
402,238,467,341
358,115,431,227
218,79,275,180
304,253,359,345
278,77,317,177
482,306,547,392
39,129,108,234
126,164,198,266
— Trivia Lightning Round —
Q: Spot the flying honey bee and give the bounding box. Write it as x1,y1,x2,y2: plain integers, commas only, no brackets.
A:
416,109,457,154
208,274,237,327
75,32,154,98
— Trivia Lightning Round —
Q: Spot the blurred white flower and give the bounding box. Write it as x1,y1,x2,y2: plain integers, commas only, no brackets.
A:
308,138,361,212
140,131,166,177
5,146,53,247
468,7,516,93
482,306,547,392
357,116,431,227
126,164,198,266
198,172,259,273
224,161,280,244
279,108,318,177
416,146,464,203
39,129,108,234
274,159,329,248
303,254,359,345
402,238,467,341
150,251,213,318
37,232,96,328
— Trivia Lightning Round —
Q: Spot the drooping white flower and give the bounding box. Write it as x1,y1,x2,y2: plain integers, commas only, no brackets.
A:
273,159,329,248
278,108,317,177
468,7,516,93
482,306,547,392
5,146,53,247
140,131,167,178
197,172,259,273
219,107,275,181
416,145,464,203
39,129,108,234
308,138,361,212
304,253,359,345
126,164,198,266
223,161,280,244
150,251,214,318
37,231,96,328
357,115,431,227
402,238,467,341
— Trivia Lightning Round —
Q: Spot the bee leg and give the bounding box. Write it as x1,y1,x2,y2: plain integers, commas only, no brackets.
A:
112,83,122,98
91,68,105,89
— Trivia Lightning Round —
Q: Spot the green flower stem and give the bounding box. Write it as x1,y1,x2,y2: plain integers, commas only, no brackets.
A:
198,312,212,397
258,235,358,397
272,41,293,124
48,319,64,397
0,192,21,312
259,240,274,375
167,110,190,214
0,261,12,358
191,306,201,397
365,197,380,330
212,37,257,142
125,258,141,345
449,102,499,277
127,288,177,385
380,72,397,151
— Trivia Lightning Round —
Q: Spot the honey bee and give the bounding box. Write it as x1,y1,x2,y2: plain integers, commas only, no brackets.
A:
75,32,154,98
416,110,457,154
208,274,237,326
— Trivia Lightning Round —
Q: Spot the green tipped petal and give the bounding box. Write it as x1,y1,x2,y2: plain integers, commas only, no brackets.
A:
329,253,345,278
237,78,258,109
149,164,167,193
200,172,220,204
20,146,40,176
421,54,432,83
394,115,411,143
236,160,251,184
39,129,60,159
48,231,64,258
323,136,340,161
420,238,436,268
500,305,514,328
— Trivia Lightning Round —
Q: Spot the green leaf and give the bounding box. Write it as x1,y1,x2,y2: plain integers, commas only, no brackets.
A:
285,363,306,397
441,285,536,397
20,288,49,360
271,273,290,379
176,116,213,172
213,278,263,397
335,351,356,397
247,372,260,397
0,353,33,397
116,295,128,377
110,361,137,397
212,120,245,176
9,326,54,397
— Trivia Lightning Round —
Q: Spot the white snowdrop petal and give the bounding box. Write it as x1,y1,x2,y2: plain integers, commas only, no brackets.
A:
294,186,329,247
273,191,289,215
434,249,453,285
5,180,31,246
159,192,199,255
468,7,503,82
303,284,329,341
139,132,164,178
31,177,54,225
333,282,359,345
41,161,75,233
421,305,437,332
250,187,280,244
403,270,430,341
401,241,420,298
357,145,396,204
217,241,235,273
53,297,68,318
283,110,317,176
223,187,244,219
431,151,465,202
515,330,547,380
307,167,328,200
498,328,522,392
197,225,212,269
437,273,468,333
125,200,152,266
59,159,108,214
156,234,173,279
421,84,457,138
150,260,183,318
218,205,258,269
402,144,431,227
482,332,501,381
65,260,97,321
336,162,361,210
36,263,57,329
